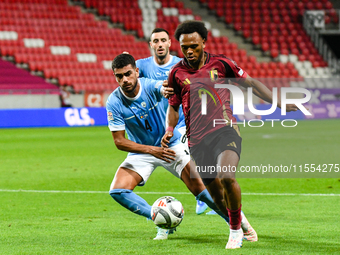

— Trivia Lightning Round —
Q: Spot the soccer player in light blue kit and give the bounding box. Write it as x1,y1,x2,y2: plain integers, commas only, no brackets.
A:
136,28,210,215
107,53,231,240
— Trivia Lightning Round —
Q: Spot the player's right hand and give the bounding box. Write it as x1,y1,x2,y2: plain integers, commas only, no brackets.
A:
150,146,176,163
161,131,173,148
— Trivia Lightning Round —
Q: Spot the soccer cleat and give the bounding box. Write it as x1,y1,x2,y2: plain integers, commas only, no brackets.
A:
226,228,243,249
196,200,208,215
241,212,258,242
153,227,176,240
153,227,169,240
206,210,217,215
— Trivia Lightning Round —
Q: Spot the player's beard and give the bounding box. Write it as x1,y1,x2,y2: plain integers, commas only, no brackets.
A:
188,50,204,68
155,48,168,61
122,80,138,95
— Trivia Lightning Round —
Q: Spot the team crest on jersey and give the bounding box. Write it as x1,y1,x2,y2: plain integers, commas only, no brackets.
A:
209,69,219,81
107,111,114,121
139,113,148,119
141,102,146,108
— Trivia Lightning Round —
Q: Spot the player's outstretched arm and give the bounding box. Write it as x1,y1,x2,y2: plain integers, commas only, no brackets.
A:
112,130,176,162
161,105,179,148
239,76,298,112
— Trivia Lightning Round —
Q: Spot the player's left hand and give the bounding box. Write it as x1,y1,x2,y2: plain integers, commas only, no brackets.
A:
278,102,300,112
162,87,174,99
285,104,299,112
162,80,174,98
161,131,173,148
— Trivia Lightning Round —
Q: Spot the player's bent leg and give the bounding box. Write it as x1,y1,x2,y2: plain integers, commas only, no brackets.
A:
206,179,229,214
204,178,244,249
110,167,143,190
109,189,152,219
180,162,205,196
216,150,241,210
216,150,242,226
191,166,208,215
179,129,208,215
205,178,243,249
220,182,256,240
109,167,152,219
216,150,244,249
180,162,230,223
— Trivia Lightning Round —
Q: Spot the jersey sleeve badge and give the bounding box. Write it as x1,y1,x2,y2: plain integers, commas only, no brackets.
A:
107,111,114,121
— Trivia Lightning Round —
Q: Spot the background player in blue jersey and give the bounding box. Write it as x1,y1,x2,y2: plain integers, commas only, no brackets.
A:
137,28,181,81
136,28,210,215
107,53,232,240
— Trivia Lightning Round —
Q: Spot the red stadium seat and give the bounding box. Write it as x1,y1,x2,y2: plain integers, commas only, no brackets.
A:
201,0,329,77
0,0,151,93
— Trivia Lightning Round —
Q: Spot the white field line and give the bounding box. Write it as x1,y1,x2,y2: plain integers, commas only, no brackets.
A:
0,189,339,196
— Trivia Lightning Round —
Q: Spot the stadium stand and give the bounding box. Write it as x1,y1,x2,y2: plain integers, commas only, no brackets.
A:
133,0,307,89
198,0,334,79
81,0,145,38
82,0,303,85
0,58,58,94
0,0,337,95
0,0,150,93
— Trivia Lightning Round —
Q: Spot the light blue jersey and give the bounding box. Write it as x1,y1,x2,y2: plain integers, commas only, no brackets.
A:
106,78,181,155
136,55,185,129
137,55,181,80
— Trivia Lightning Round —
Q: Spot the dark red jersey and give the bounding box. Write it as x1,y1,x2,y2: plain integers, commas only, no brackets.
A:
168,52,248,147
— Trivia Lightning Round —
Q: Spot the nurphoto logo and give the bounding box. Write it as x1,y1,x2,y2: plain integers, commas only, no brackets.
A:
199,84,312,128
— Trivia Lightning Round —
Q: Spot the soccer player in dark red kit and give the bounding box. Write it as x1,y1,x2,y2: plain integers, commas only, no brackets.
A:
161,20,298,249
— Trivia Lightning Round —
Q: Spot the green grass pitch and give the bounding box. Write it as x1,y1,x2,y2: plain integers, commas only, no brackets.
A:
1,119,339,254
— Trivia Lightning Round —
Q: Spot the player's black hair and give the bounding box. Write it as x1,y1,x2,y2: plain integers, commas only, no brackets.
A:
150,28,170,41
111,53,136,71
174,20,208,41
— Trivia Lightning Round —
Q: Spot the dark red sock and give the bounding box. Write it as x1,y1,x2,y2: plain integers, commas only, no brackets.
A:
227,204,242,230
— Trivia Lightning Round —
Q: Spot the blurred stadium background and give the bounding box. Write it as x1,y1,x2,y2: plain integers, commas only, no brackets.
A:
0,0,339,118
1,1,340,253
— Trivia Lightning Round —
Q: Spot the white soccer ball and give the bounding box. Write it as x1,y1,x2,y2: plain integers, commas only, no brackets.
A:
151,196,184,229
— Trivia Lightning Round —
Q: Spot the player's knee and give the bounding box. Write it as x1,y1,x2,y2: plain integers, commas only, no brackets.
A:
218,169,236,180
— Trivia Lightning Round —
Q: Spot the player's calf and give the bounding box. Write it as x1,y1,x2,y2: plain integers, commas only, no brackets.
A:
109,189,152,219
